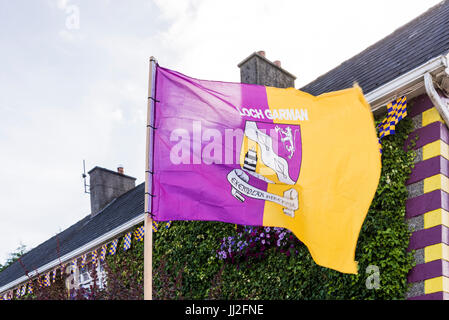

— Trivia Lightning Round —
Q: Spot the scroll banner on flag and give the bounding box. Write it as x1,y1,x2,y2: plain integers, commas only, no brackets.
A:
150,66,381,274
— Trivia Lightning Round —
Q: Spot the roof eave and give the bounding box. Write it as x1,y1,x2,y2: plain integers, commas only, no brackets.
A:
366,53,449,116
0,213,145,295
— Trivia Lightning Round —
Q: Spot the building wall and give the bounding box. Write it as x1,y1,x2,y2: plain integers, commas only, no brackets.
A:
405,94,449,300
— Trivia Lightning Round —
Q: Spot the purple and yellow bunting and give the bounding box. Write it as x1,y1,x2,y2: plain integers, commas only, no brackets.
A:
80,254,88,270
43,273,51,287
152,220,159,232
123,232,132,251
52,268,57,283
100,244,108,262
109,239,118,256
70,259,77,274
134,226,144,242
377,96,408,153
27,282,33,295
20,285,26,296
92,249,98,267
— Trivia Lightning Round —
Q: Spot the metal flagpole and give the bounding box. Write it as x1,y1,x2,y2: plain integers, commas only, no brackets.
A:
144,56,157,300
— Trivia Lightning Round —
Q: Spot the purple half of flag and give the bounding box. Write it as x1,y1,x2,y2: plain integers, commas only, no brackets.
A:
151,66,302,226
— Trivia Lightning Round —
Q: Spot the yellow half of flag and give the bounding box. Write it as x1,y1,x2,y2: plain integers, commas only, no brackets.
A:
259,85,381,274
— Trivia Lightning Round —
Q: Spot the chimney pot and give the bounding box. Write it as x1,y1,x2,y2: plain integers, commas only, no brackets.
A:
274,60,281,67
117,166,124,174
257,50,266,57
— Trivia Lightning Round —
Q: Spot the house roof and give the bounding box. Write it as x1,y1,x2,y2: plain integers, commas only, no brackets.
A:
300,0,449,96
0,183,144,289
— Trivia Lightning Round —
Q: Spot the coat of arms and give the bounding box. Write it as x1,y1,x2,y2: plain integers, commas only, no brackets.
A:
227,120,302,217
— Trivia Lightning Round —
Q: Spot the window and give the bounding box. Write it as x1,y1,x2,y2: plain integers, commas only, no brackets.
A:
78,262,107,290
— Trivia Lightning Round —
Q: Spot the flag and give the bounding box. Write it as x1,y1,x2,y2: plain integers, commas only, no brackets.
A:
150,66,381,274
109,239,118,256
123,232,132,251
100,244,108,262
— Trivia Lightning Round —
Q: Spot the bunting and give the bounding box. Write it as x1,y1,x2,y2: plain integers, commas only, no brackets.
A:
52,268,58,283
92,249,98,267
123,232,132,251
0,225,158,298
152,220,159,232
99,244,108,262
27,282,33,295
152,220,172,232
20,285,26,297
377,96,407,146
70,259,77,274
109,239,118,256
43,273,51,287
80,253,87,270
134,226,144,242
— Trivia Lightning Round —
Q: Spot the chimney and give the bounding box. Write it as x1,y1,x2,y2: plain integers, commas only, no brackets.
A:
237,51,296,88
88,166,136,217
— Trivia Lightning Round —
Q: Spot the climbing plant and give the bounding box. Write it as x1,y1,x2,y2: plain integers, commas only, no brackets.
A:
13,115,415,300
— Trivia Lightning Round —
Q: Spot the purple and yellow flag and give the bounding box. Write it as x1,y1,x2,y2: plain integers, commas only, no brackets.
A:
150,66,381,274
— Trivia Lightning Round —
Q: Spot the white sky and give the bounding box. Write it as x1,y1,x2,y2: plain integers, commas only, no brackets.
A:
0,0,443,264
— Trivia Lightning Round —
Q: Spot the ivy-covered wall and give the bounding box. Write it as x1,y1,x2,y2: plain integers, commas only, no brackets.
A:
149,115,416,300
12,110,415,301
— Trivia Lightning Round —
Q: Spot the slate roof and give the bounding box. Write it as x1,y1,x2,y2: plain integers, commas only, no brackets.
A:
0,183,145,288
301,0,449,95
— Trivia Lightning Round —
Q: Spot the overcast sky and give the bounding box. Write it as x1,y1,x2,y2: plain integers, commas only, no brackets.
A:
0,0,443,264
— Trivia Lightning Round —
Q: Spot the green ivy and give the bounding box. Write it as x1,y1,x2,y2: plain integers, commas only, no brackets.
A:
114,116,416,300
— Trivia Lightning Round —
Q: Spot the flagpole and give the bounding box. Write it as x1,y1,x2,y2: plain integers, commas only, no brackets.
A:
144,56,157,300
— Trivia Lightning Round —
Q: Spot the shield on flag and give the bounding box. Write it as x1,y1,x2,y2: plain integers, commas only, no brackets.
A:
227,120,302,217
